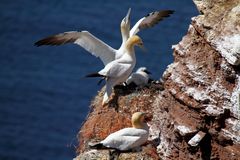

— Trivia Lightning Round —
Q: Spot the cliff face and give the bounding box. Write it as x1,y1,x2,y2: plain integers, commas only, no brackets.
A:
75,0,240,159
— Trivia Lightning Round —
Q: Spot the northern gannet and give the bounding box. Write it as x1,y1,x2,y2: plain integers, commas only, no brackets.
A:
86,35,143,105
34,9,173,104
126,67,151,86
34,9,174,66
129,10,174,37
118,9,174,59
34,9,132,66
89,112,149,151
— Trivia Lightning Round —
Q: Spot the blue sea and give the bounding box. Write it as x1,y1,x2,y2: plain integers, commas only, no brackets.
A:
0,1,198,159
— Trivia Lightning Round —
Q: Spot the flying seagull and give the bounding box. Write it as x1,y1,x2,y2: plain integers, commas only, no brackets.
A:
89,112,149,151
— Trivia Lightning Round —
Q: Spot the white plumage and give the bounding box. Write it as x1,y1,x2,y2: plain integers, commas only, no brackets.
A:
121,9,174,50
87,35,143,105
126,67,151,86
101,127,149,151
35,9,174,66
90,112,149,151
35,9,174,104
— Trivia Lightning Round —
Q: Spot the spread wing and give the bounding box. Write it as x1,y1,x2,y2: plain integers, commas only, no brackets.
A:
130,10,174,37
35,31,116,65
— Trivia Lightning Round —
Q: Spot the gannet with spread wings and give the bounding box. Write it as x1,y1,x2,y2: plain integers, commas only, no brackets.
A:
35,9,174,105
35,9,174,65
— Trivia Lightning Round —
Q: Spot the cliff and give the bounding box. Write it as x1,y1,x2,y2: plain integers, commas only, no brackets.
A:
74,0,240,159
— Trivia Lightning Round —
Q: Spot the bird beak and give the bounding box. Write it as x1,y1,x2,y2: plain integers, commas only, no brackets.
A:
143,113,152,122
138,43,147,53
125,8,131,23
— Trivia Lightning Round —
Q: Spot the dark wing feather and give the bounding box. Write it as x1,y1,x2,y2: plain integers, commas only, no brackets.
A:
139,10,174,30
34,31,117,65
35,31,80,46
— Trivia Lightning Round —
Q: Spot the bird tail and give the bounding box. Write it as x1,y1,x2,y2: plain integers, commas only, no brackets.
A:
89,142,106,149
97,78,105,86
85,72,105,78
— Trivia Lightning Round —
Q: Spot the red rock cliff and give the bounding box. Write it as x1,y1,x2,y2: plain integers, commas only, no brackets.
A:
75,0,240,159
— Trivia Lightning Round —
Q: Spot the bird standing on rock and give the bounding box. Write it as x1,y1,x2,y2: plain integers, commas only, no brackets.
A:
35,9,174,65
89,112,149,151
126,67,152,87
86,35,144,105
34,9,174,105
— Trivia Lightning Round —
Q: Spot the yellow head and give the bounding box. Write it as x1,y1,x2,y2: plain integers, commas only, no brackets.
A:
132,112,146,129
126,35,144,50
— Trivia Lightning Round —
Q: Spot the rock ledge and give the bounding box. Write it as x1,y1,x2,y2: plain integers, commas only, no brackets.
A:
75,0,240,159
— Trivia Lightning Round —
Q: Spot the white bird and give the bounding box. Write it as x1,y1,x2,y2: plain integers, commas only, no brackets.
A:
34,9,131,66
124,9,174,42
34,9,173,104
86,35,143,105
126,67,151,86
35,9,174,66
117,9,174,60
89,112,149,151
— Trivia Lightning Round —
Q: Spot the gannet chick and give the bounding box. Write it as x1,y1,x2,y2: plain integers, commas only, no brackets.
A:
89,112,149,151
126,67,151,86
86,35,144,105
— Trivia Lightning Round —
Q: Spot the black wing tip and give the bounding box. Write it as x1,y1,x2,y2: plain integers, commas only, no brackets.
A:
85,72,105,78
34,36,64,47
89,142,105,149
34,37,53,47
34,43,40,47
145,10,175,17
158,10,175,14
164,10,175,13
159,10,175,16
166,10,175,15
34,38,47,46
34,41,44,47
